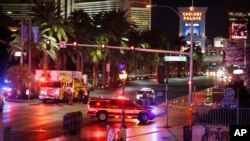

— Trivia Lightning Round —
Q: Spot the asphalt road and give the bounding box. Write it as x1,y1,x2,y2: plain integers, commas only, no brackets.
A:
0,76,214,141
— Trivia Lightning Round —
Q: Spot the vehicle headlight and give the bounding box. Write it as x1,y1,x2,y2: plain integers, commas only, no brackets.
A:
2,87,11,92
151,108,157,114
136,94,142,99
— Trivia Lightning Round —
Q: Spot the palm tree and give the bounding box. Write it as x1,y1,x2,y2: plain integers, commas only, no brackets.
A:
94,9,136,87
29,0,74,70
140,29,168,76
67,9,94,72
172,36,188,76
183,42,204,76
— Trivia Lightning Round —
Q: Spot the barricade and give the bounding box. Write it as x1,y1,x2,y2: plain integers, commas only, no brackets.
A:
0,124,12,141
63,111,82,135
75,111,82,133
183,125,191,141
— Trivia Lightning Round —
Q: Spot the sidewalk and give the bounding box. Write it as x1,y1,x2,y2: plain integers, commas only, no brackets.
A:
47,87,214,141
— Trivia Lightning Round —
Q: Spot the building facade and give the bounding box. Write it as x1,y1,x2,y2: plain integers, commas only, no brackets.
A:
0,0,151,31
178,7,207,53
71,0,151,31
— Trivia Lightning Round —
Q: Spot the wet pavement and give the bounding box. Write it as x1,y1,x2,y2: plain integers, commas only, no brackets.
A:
46,87,215,141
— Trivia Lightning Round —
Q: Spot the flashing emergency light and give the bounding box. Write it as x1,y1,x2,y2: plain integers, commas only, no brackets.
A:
40,77,46,82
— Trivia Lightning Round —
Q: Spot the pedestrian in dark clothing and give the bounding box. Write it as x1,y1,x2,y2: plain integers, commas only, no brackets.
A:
78,90,84,104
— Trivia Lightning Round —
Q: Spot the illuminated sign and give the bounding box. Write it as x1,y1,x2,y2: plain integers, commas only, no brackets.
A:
183,23,200,36
182,12,202,21
164,56,187,62
231,22,247,39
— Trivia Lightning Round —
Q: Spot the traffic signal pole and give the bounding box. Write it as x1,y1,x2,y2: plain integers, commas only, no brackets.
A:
64,43,189,56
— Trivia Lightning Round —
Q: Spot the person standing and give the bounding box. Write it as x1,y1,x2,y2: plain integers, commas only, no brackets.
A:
67,89,73,105
117,124,127,141
106,125,115,141
78,89,84,104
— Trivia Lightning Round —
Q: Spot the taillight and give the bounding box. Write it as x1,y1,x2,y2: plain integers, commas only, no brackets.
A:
118,95,125,99
96,102,100,106
7,92,12,97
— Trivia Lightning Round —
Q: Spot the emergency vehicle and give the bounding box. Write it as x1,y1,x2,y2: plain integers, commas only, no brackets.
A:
87,97,156,123
35,70,89,103
136,87,156,100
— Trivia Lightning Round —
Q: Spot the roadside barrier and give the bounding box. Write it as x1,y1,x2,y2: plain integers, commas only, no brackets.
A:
0,124,12,141
183,125,191,141
193,106,250,125
63,111,82,135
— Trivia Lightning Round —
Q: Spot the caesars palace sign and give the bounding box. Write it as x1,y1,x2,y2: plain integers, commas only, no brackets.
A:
181,12,202,21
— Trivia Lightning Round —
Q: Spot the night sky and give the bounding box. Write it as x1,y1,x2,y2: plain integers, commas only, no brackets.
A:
152,0,250,43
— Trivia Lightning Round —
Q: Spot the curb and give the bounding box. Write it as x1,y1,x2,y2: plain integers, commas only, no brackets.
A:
5,98,39,103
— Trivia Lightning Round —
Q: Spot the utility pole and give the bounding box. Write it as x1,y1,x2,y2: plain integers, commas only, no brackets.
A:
28,16,32,101
20,19,24,65
164,78,169,128
29,16,32,71
188,6,194,105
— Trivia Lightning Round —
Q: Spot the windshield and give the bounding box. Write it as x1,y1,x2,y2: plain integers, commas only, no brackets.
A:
40,81,62,88
138,91,154,94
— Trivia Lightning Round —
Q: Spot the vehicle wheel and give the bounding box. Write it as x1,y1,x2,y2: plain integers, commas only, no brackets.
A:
97,111,108,121
138,113,149,123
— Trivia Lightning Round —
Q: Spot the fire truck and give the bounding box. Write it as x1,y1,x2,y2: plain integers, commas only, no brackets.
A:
35,70,89,103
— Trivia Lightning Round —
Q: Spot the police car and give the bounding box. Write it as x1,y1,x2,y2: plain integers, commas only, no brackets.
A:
136,87,156,100
87,97,157,123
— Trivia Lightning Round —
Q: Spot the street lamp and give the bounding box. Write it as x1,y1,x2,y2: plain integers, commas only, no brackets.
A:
147,4,194,105
119,70,128,126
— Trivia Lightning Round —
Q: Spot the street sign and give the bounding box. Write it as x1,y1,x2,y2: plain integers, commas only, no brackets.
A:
106,63,110,72
221,88,237,107
164,56,187,62
224,88,235,99
59,41,66,48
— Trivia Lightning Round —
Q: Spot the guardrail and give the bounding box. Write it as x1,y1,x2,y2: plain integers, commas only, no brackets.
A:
193,106,250,125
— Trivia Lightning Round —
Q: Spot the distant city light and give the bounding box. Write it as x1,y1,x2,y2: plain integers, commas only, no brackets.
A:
7,11,12,14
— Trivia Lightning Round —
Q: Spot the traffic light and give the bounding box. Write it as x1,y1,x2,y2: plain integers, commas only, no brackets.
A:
130,46,135,53
73,41,77,49
101,44,106,52
46,40,51,50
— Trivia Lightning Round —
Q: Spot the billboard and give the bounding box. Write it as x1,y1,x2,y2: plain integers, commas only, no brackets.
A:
231,22,247,39
183,23,200,36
